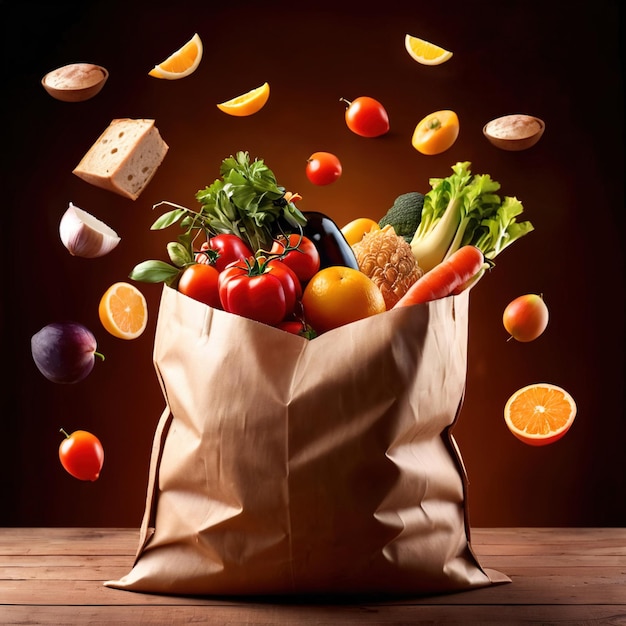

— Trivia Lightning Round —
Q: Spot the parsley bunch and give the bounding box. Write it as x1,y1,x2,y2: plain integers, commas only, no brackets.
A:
195,151,306,252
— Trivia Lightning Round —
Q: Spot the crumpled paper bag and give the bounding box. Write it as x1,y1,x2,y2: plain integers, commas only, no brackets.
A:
106,285,508,596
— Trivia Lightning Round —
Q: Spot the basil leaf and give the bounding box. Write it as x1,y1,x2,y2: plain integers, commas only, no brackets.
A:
151,208,186,230
167,242,192,268
129,260,180,285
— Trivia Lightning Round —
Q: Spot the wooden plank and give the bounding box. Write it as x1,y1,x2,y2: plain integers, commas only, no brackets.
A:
2,527,624,556
0,566,130,581
478,554,626,568
2,562,624,584
0,555,132,567
471,527,626,550
473,527,626,541
472,530,626,557
0,528,138,556
1,604,626,625
12,552,621,571
476,542,626,557
1,573,624,606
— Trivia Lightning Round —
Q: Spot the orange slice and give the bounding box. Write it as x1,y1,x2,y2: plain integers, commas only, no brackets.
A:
405,34,453,65
217,82,270,116
149,33,203,79
504,383,577,446
98,282,148,340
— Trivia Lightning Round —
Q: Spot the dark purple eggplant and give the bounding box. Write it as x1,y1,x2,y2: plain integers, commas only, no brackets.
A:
301,211,359,271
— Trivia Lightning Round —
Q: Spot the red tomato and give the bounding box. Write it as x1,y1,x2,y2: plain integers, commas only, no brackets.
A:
195,234,253,272
341,96,390,138
270,234,321,283
59,428,104,482
265,259,302,311
277,319,317,339
305,152,342,186
277,320,306,335
218,264,292,326
178,264,221,309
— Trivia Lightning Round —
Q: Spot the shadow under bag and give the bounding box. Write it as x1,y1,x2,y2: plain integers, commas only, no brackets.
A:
106,285,509,596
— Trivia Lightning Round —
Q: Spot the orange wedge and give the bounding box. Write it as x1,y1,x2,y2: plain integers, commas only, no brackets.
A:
149,33,203,79
98,282,148,340
504,383,577,446
217,82,270,116
405,34,453,65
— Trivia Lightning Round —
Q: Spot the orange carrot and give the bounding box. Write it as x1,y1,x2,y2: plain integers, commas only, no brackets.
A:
393,245,484,308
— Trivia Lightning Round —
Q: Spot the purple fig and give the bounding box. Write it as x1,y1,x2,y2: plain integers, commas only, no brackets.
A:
31,322,104,384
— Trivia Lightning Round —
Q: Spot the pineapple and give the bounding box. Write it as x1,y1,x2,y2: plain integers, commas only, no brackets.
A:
352,224,424,309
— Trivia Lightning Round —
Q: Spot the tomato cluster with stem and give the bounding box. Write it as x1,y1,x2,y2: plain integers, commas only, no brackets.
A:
218,256,301,326
181,230,320,333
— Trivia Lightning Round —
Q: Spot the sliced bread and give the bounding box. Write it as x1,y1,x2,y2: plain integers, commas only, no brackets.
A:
73,118,169,200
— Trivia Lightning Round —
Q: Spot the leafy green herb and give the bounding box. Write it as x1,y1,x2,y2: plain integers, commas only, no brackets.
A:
128,151,306,285
410,161,534,272
196,151,306,252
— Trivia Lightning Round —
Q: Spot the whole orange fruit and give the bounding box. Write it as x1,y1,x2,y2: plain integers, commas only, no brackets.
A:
302,266,386,334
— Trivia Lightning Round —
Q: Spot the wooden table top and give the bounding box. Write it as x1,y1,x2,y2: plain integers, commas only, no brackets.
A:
1,527,624,624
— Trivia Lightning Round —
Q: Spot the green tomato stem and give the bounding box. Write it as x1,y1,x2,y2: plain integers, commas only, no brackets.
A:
60,428,70,439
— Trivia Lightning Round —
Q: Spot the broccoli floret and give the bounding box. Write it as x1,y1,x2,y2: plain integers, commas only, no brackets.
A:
378,192,425,243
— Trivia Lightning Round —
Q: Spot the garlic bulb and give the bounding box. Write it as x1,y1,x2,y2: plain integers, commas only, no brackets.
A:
59,203,121,258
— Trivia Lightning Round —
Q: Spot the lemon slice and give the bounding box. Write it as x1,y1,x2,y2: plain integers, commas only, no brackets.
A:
149,33,203,80
98,282,148,340
405,34,453,65
217,82,270,117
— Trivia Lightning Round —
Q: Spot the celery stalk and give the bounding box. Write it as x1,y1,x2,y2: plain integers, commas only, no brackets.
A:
410,162,533,272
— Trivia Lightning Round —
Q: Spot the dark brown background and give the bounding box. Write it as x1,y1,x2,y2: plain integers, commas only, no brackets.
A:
2,0,624,528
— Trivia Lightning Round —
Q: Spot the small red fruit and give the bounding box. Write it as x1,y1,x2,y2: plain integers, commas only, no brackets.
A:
503,294,549,342
178,263,221,309
59,428,104,481
341,96,390,138
305,152,342,186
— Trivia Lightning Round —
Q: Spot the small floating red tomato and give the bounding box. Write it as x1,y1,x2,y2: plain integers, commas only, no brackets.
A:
59,428,104,481
341,96,390,138
305,152,342,186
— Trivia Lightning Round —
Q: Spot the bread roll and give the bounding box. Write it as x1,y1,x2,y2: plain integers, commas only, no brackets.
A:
73,118,168,200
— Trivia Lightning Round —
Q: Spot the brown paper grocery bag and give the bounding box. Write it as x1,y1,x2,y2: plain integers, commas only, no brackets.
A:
106,285,508,596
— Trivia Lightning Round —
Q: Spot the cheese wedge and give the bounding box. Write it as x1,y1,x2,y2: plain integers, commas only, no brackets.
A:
73,118,168,200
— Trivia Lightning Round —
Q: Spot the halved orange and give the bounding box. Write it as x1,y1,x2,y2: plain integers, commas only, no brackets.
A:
504,383,577,446
149,33,203,79
405,34,453,66
217,82,270,116
98,282,148,340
